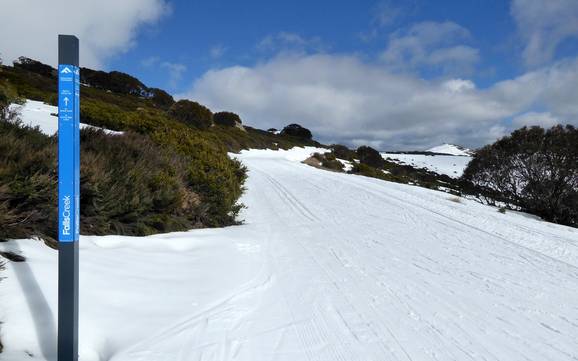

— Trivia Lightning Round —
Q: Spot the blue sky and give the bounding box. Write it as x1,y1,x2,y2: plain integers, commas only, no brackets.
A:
111,0,518,93
1,0,578,149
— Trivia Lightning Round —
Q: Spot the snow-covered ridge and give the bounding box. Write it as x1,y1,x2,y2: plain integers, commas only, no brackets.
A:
8,100,123,136
427,143,474,156
382,152,472,178
1,146,577,361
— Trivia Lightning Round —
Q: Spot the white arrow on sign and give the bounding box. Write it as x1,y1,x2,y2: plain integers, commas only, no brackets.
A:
61,67,72,74
63,97,69,106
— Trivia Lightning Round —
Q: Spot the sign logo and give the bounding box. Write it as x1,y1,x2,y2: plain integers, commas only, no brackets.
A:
61,195,72,236
60,66,72,74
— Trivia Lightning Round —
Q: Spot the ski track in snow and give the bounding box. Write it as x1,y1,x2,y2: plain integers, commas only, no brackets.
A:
1,147,578,361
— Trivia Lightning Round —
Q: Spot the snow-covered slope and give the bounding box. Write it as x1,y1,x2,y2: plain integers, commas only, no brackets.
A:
427,143,473,156
1,147,578,361
8,100,123,136
382,152,472,178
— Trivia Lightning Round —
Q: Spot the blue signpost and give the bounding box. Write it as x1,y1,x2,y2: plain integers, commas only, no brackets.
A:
58,34,80,361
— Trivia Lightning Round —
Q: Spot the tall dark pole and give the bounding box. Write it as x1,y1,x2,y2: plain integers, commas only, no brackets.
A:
58,34,80,361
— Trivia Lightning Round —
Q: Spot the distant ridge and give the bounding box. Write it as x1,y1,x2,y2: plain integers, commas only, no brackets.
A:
426,143,474,156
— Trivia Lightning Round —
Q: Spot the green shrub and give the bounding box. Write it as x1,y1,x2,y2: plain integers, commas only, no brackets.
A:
357,146,385,168
281,124,313,139
321,158,344,171
352,163,391,181
331,144,356,161
214,111,242,127
0,120,247,240
0,119,58,240
151,126,247,226
149,88,174,110
168,100,213,129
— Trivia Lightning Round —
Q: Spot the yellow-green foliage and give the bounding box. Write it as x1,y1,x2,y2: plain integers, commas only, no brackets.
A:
0,62,321,239
0,118,246,240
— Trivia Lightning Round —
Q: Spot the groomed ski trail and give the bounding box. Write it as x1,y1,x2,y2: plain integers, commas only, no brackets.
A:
1,147,577,361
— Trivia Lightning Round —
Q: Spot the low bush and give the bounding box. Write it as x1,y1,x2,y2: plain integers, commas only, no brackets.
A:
356,146,385,168
0,119,247,240
311,152,344,171
280,124,313,140
351,163,391,181
168,100,213,130
331,144,356,161
149,88,174,110
214,111,242,127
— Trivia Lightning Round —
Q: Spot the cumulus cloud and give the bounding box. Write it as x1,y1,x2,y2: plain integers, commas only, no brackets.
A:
381,21,480,76
512,0,578,67
0,0,170,69
181,54,578,149
512,112,560,128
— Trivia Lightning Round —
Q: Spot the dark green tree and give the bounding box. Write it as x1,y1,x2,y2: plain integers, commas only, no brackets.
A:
357,146,385,168
168,100,214,130
463,125,578,227
214,111,242,127
281,124,312,139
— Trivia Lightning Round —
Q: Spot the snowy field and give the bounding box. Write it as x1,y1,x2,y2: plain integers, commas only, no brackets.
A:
382,152,472,178
1,146,578,361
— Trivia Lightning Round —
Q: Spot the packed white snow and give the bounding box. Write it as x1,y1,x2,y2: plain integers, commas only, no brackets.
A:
427,143,473,156
1,146,578,361
8,100,123,136
382,152,472,178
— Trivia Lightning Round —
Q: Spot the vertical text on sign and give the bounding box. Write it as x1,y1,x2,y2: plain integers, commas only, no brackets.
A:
58,64,80,242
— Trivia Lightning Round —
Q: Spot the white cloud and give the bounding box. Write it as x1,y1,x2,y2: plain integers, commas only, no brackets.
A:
161,62,187,88
512,112,560,128
181,54,578,149
512,0,578,67
0,0,170,69
257,32,327,54
442,79,476,93
381,21,479,76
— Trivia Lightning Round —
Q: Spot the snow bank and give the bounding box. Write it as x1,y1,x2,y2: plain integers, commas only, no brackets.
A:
8,100,123,136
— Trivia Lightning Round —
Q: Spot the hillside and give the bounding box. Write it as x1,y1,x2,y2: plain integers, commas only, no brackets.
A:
1,147,577,361
382,152,472,178
0,59,320,241
426,143,474,156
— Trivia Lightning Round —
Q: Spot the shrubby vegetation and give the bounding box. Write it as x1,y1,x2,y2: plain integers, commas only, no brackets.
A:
356,146,385,168
214,111,242,127
168,99,214,129
281,124,312,139
310,152,344,171
149,88,175,110
0,119,57,241
13,57,55,78
0,58,323,241
462,125,577,227
0,118,247,241
331,144,356,161
80,68,149,97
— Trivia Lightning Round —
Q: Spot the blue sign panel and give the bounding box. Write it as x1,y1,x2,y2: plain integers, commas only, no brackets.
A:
58,64,80,242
